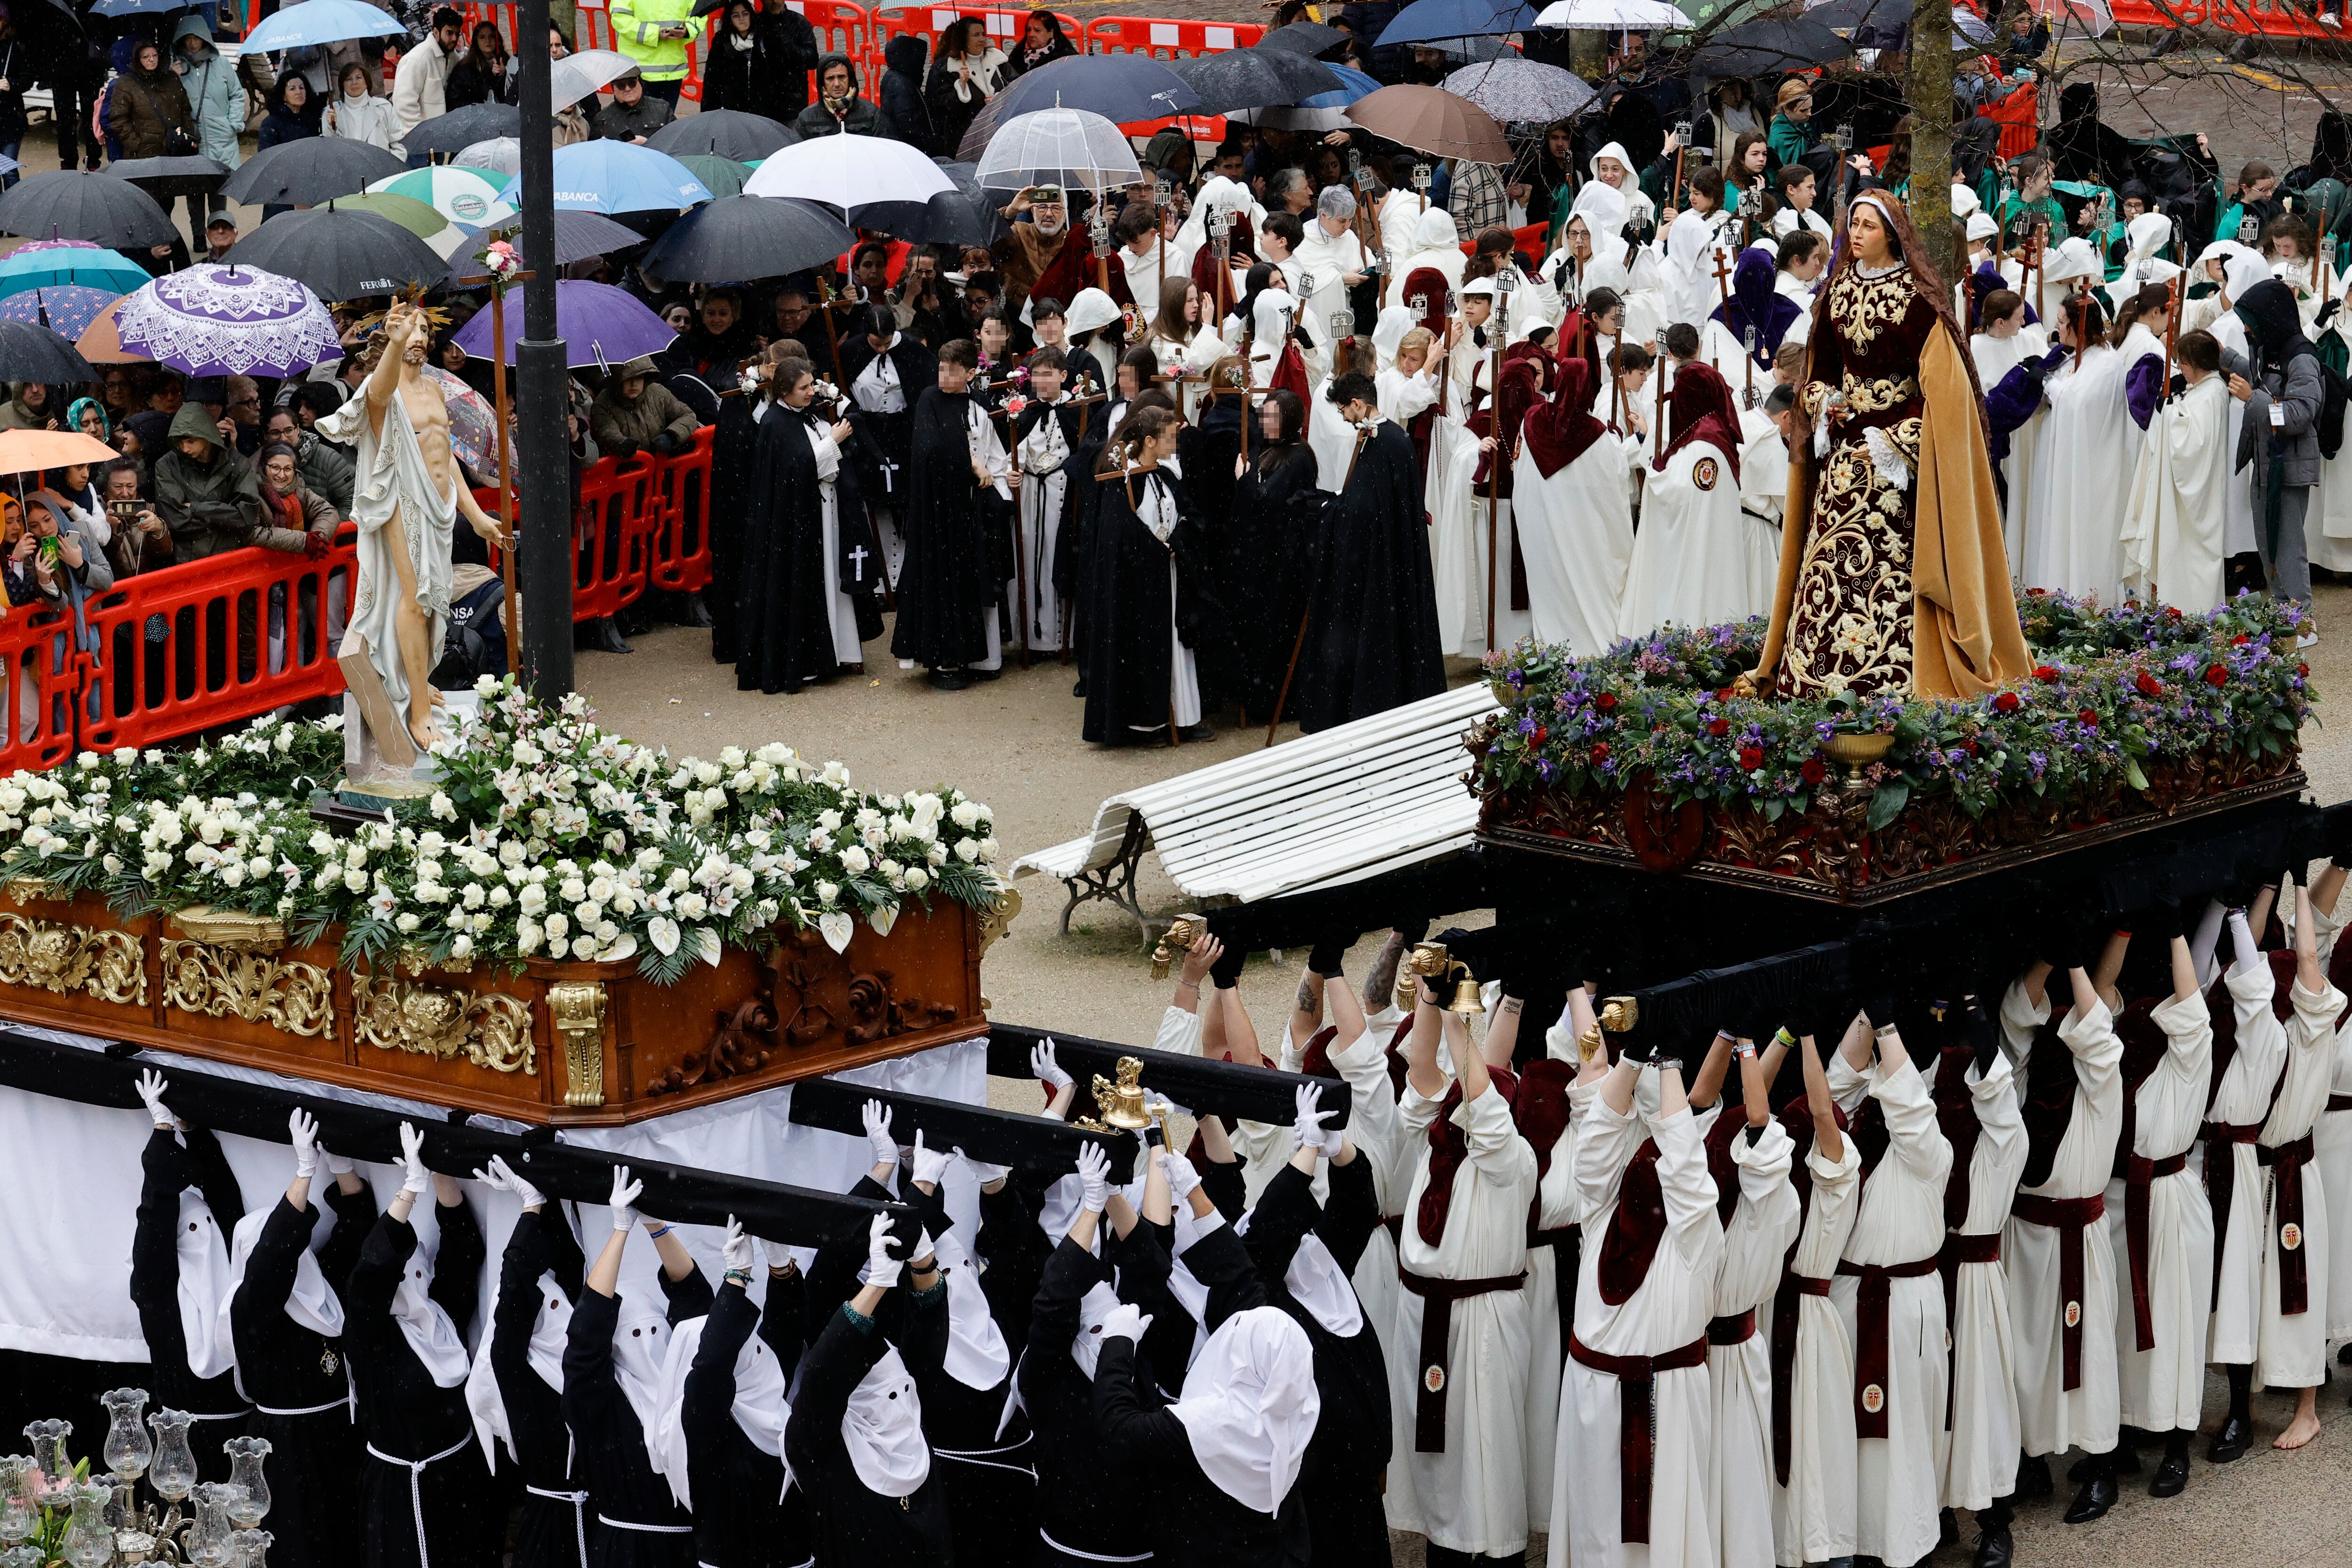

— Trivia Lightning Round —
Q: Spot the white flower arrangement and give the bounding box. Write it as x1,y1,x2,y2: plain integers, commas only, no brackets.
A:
0,678,1003,987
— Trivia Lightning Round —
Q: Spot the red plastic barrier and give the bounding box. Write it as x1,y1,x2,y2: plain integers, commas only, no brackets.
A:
0,603,83,774
1085,15,1260,59
571,456,660,622
2110,0,2340,35
648,426,717,594
77,537,357,757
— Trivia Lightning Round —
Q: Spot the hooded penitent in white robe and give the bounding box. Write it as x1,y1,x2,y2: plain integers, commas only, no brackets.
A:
1294,223,1369,341
1514,425,1640,659
1548,1097,1723,1568
1703,1113,1801,1568
1772,1132,1863,1567
1824,1052,1952,1568
1169,175,1264,295
1425,393,1490,659
2018,342,2138,600
2122,372,2232,613
1587,144,1657,232
2305,903,2352,1343
1738,409,1788,534
1940,1051,2028,1515
1385,1081,1537,1557
1663,209,1737,330
1395,207,1467,302
2002,994,2122,1461
1619,417,1775,638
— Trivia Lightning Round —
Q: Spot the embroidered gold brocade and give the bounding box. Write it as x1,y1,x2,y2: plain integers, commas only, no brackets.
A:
1842,374,1919,414
1826,265,1914,352
1782,429,1918,699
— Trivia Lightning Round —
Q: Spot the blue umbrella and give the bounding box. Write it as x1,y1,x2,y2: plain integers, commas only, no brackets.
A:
91,0,194,15
1378,0,1546,44
448,279,675,368
0,243,151,301
496,141,712,215
1228,64,1381,131
0,286,122,339
239,0,401,50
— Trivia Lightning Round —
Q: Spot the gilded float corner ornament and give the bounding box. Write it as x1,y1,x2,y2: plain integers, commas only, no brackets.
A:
357,975,535,1076
166,905,288,952
163,940,333,1038
547,980,606,1107
0,912,145,1005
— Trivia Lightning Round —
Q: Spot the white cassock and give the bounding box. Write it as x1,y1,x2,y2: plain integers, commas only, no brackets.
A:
2249,966,2342,1389
1012,400,1073,653
802,412,862,666
1739,410,1788,536
2205,956,2288,1370
2204,307,2260,558
1294,224,1368,342
2019,343,2139,600
1377,365,1440,427
1118,237,1170,308
2311,903,2352,1342
1773,270,1817,345
2122,373,2232,613
1698,323,1774,408
1771,206,1834,244
1425,359,1489,657
966,398,1016,674
1772,1133,1862,1566
1663,210,1735,329
2102,989,2214,1439
1549,1098,1722,1568
1307,380,1358,497
1515,418,1639,659
1971,325,2050,577
1387,1080,1537,1557
1620,426,1775,637
1394,207,1468,302
1520,1056,1591,1535
1325,1018,1412,1397
1827,1052,1951,1568
1702,1112,1800,1568
2001,994,2121,1461
1941,1050,2027,1513
1379,190,1430,283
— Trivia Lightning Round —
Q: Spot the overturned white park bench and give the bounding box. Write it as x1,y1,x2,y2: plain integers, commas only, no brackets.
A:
1010,681,1502,943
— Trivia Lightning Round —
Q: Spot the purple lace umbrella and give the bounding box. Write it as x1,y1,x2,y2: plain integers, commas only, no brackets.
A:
449,278,674,368
115,263,344,377
0,286,122,340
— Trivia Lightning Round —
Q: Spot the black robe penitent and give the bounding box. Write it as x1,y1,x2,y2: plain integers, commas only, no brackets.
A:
706,392,758,667
1295,418,1445,734
735,400,859,695
889,386,994,672
1011,398,1086,646
1220,441,1323,725
841,334,939,513
1081,465,1206,743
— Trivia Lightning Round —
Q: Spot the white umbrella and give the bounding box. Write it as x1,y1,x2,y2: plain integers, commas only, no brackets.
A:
455,137,522,177
2029,0,2113,34
548,49,638,113
742,134,956,220
1533,0,1692,25
976,107,1143,195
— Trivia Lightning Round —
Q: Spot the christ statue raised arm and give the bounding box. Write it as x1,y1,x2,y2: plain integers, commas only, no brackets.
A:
319,299,509,761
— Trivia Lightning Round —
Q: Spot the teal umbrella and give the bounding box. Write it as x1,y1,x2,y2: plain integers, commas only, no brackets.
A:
0,243,151,303
675,155,751,200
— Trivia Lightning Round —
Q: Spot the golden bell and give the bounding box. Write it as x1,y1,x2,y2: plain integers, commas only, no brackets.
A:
1149,941,1174,980
1092,1056,1152,1131
1450,975,1485,1016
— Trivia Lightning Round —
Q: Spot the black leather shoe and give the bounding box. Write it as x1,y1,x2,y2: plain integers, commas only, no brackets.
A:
1939,1509,1960,1551
2337,1341,2352,1366
1972,1527,2014,1568
2113,1442,2143,1476
928,669,971,691
2149,1451,2190,1497
2063,1473,2118,1523
2209,1416,2255,1463
2067,1453,2092,1482
2015,1454,2053,1498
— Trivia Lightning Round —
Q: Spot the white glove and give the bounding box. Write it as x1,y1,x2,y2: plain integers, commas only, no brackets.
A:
1292,1083,1336,1154
608,1165,643,1233
909,1128,952,1189
866,1212,905,1289
911,1228,937,1271
324,1150,355,1176
474,1154,545,1210
1032,1039,1073,1091
955,1146,1011,1189
1160,1147,1202,1201
397,1122,430,1195
722,1215,757,1275
1322,1123,1347,1161
765,1237,801,1274
862,1099,899,1170
1100,1301,1151,1342
1075,1140,1112,1214
289,1109,320,1178
135,1069,176,1130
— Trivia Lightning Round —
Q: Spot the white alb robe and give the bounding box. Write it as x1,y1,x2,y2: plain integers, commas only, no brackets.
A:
1012,401,1074,652
1971,326,2048,580
2019,342,2138,601
1663,209,1736,329
1514,429,1639,659
1620,431,1775,637
2103,989,2214,1436
802,418,862,665
2310,901,2352,1341
2122,373,2232,612
2250,971,2343,1389
2206,960,2289,1368
1942,1051,2027,1513
1705,1114,1800,1568
1772,1135,1863,1567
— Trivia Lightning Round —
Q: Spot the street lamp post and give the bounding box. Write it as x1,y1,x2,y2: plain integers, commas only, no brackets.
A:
515,0,574,697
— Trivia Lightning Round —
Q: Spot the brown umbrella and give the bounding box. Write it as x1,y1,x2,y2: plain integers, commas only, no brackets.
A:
1344,84,1511,165
74,297,142,365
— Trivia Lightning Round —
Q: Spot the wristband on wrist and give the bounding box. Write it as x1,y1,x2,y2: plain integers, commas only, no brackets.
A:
1735,1038,1756,1059
644,1223,671,1240
1772,1026,1797,1049
724,1267,752,1284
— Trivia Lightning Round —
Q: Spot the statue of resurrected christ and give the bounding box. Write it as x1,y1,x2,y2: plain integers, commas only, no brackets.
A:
318,298,509,761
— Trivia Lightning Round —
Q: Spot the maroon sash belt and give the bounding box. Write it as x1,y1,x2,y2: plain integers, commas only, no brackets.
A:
2201,1119,2262,1298
2259,1132,2317,1316
1708,1307,1757,1345
1397,1266,1526,1453
1568,1329,1710,1544
1939,1232,2003,1429
1529,1223,1581,1249
1770,1273,1833,1484
2328,1094,2352,1114
2011,1191,2106,1392
2122,1151,2189,1352
1835,1255,1942,1438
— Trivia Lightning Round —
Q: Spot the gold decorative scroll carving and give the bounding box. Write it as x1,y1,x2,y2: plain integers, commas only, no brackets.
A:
0,913,145,1005
356,976,536,1075
162,940,333,1038
546,980,606,1107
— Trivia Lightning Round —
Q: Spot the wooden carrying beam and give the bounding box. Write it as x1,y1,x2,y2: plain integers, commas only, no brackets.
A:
985,1022,1351,1130
789,1076,1140,1184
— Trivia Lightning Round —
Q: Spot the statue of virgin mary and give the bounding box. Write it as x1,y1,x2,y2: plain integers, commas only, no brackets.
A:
1747,192,2031,700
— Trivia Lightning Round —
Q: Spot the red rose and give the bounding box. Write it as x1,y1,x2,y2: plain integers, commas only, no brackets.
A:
1708,718,1731,737
1800,757,1828,785
2205,664,2228,687
1716,686,1737,703
2135,671,2164,698
2026,586,2048,597
1590,742,1611,761
2166,605,2183,617
2231,632,2251,646
1530,725,1549,748
1993,691,2020,713
1595,692,1619,712
2033,665,2060,682
2299,663,2311,678
1738,746,1765,770
2077,708,2098,727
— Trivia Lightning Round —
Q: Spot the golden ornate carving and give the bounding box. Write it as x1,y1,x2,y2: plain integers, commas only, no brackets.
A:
977,883,1020,963
547,980,606,1107
0,913,145,1005
163,940,332,1037
166,905,286,951
357,976,535,1076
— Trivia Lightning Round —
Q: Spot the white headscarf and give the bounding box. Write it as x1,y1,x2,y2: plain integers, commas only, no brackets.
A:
1372,303,1414,371
930,1231,1011,1391
1167,1306,1319,1514
1569,178,1629,238
1409,206,1461,255
464,1269,572,1468
2038,235,2105,288
1064,287,1123,339
843,1345,930,1497
176,1189,236,1382
391,1234,471,1388
2224,250,2273,306
1251,287,1297,351
217,1205,347,1384
648,1309,792,1509
1231,1210,1363,1338
1069,1281,1120,1379
1585,143,1655,221
612,1288,676,1471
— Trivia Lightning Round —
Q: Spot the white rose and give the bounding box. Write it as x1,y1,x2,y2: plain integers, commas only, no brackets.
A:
519,884,548,915
955,838,980,864
395,913,421,934
840,845,870,874
906,866,930,891
344,867,368,893
677,892,708,920
951,801,981,830
546,935,570,960
977,837,998,860
517,919,543,954
575,900,604,927
814,881,838,905
489,885,512,907
545,912,570,938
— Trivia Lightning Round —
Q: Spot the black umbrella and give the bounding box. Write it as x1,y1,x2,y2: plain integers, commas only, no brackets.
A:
0,170,175,249
1801,0,1911,32
226,207,451,299
445,209,649,283
102,155,230,201
1689,16,1854,73
401,100,524,157
1168,47,1343,115
1259,19,1346,53
647,108,797,161
221,137,408,207
641,194,852,282
954,54,1203,162
850,188,1001,247
0,320,96,384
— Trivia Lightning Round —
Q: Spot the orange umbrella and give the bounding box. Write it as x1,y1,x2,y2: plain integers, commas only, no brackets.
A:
1344,83,1512,165
74,297,143,365
0,428,120,474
